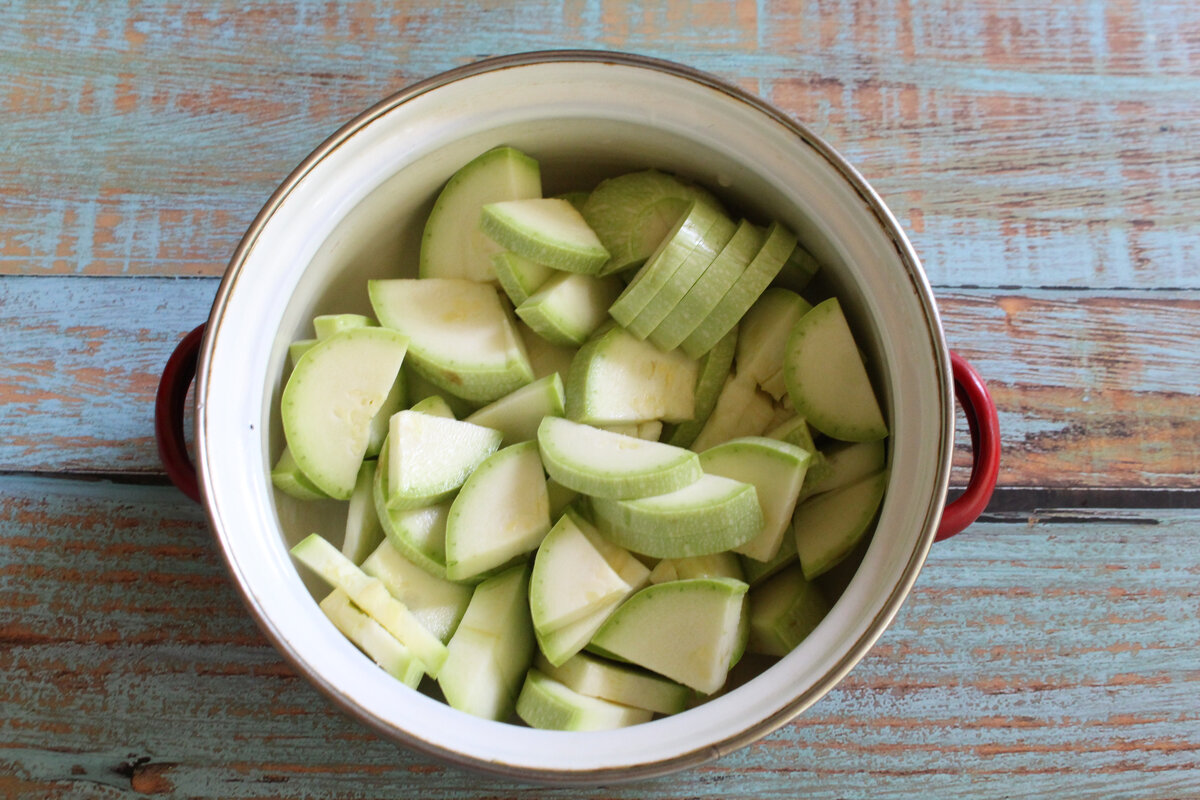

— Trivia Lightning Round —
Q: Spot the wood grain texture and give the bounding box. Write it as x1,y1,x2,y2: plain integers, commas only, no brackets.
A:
1,1,1197,287
3,276,1198,491
942,290,1200,489
0,276,215,475
3,2,1199,796
1,478,1196,798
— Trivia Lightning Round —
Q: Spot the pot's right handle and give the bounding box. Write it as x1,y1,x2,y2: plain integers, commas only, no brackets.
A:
935,352,1001,541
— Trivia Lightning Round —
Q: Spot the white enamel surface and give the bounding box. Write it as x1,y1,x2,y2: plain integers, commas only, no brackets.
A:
196,54,951,781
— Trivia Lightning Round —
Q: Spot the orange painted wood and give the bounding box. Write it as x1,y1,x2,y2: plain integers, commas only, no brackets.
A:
1,479,1196,796
3,0,1199,795
1,2,1197,288
4,278,1198,492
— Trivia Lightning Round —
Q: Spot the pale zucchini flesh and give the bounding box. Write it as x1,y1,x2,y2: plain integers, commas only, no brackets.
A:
372,436,451,579
529,512,632,634
688,374,777,453
515,271,623,346
735,287,812,386
290,533,449,677
535,591,626,668
591,474,764,559
420,146,542,283
408,393,456,419
766,414,821,455
481,198,610,274
319,589,425,688
537,416,703,500
599,420,664,441
465,373,565,446
647,551,745,585
699,436,812,563
784,297,888,442
793,470,888,580
535,652,690,715
366,371,409,458
535,508,649,666
369,278,533,404
516,669,653,730
386,410,503,510
564,324,699,425
589,577,748,694
312,313,374,339
438,628,521,720
566,507,653,592
270,447,330,501
280,327,410,500
444,441,551,581
438,563,535,720
360,540,473,643
342,461,385,565
664,325,738,449
515,320,578,381
288,338,318,368
797,438,886,503
492,251,554,306
681,221,797,358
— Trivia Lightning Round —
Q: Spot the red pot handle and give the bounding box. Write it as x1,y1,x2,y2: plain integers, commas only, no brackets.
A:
155,324,206,504
935,351,1001,541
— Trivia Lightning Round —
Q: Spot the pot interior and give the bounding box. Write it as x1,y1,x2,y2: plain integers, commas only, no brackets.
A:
199,55,951,781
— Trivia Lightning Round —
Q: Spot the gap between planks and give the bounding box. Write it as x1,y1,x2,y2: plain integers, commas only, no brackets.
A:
5,471,1200,514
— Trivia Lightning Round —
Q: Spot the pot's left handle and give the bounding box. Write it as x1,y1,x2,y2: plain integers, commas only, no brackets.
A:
155,324,206,504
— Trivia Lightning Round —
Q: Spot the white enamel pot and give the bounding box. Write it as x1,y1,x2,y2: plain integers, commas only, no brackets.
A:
155,51,1001,783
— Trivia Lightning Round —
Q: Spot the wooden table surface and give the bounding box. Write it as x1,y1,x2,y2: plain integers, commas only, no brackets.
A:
2,1,1198,797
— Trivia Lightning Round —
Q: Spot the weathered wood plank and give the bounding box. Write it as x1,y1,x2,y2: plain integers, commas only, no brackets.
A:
3,276,1198,490
761,0,1200,292
3,3,1196,798
0,276,216,476
1,1,1197,287
941,291,1200,489
1,478,1197,797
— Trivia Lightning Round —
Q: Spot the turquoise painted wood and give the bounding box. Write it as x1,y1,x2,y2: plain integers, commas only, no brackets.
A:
3,0,1199,796
4,276,1198,488
0,277,216,474
1,477,1197,797
1,1,1197,287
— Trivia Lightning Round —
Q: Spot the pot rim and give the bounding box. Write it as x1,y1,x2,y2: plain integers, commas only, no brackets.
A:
195,49,951,783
